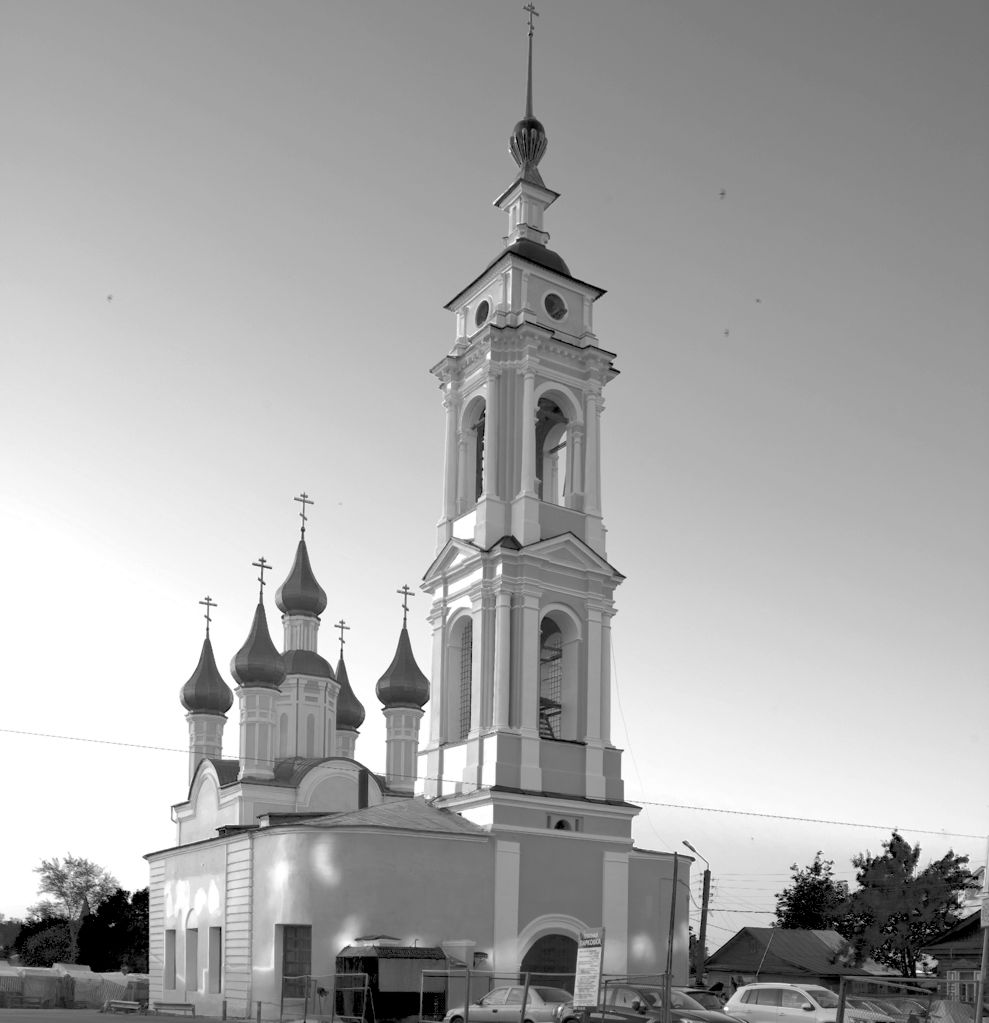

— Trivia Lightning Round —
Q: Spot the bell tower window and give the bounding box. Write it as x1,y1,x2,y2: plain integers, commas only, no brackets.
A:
539,617,563,739
474,411,485,501
459,398,486,511
535,397,567,506
458,619,473,741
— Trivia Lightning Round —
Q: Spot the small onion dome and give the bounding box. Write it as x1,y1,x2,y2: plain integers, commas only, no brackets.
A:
335,655,365,731
230,602,285,688
275,539,327,617
180,636,234,714
375,627,430,710
509,116,547,183
283,648,335,680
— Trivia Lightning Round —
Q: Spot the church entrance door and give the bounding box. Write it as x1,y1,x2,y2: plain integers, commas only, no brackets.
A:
520,934,578,992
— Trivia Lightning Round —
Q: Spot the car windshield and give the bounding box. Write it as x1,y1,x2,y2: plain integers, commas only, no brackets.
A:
533,988,574,1004
806,989,840,1009
687,993,723,1009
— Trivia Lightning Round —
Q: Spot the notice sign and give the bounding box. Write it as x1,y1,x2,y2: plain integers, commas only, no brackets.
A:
573,928,606,1008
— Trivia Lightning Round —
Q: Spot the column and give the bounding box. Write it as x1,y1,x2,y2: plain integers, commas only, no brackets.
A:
492,592,512,729
568,424,584,509
584,388,602,515
519,370,536,496
483,371,500,498
442,389,460,519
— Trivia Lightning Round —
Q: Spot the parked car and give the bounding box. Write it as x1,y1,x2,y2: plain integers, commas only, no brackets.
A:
445,986,575,1023
723,984,840,1023
556,982,743,1023
680,990,728,1011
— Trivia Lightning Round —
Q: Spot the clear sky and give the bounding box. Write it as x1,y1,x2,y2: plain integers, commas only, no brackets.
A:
1,0,987,947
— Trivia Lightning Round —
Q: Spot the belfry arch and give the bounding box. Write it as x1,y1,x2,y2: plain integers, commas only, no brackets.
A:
538,605,582,741
459,396,486,510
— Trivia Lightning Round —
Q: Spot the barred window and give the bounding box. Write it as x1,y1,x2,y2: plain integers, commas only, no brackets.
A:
458,619,473,741
539,618,562,739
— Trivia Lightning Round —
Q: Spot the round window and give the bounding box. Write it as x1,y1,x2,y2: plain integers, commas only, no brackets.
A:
474,300,490,327
544,293,567,321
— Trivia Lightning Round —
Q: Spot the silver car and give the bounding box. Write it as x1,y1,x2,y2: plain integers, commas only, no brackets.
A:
723,984,840,1023
445,986,575,1023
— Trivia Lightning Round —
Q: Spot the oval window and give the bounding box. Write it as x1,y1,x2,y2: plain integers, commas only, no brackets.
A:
474,300,490,327
544,293,567,321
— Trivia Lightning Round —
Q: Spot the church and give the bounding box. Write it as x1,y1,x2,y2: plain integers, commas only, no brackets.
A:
146,13,690,1018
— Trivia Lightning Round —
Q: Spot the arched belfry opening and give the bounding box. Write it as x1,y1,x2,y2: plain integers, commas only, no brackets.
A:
460,398,486,510
520,933,578,991
538,609,582,742
444,614,474,743
535,397,567,506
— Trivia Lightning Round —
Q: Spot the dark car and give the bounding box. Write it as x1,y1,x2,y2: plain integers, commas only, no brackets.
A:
557,983,744,1023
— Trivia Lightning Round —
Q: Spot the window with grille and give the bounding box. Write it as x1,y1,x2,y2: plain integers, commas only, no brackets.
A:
281,925,312,998
458,620,473,741
539,619,563,739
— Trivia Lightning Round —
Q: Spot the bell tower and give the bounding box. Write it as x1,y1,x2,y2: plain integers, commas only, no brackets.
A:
420,8,633,839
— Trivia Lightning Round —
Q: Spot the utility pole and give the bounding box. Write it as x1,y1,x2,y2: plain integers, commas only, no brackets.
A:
684,841,711,986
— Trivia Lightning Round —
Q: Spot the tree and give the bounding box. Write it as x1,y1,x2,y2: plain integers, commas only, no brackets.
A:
0,914,24,960
843,831,976,977
31,855,119,921
775,852,848,929
78,888,149,973
12,916,72,967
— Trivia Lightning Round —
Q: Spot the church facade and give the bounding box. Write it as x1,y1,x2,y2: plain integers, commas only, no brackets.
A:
146,20,690,1019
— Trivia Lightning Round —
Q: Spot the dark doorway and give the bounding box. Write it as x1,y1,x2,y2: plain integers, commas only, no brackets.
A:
519,933,578,992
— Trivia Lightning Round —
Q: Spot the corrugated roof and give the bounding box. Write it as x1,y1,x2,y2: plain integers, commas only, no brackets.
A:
304,796,488,836
707,928,888,976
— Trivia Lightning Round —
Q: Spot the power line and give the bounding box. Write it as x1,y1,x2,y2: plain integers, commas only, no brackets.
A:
2,726,986,842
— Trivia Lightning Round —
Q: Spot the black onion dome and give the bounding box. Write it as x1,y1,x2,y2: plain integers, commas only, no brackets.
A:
230,602,285,688
283,648,335,680
506,238,570,276
181,636,234,714
376,627,430,710
335,655,365,730
509,115,547,181
275,539,327,617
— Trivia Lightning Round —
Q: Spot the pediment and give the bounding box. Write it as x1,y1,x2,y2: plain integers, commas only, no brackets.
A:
524,532,624,581
422,536,483,587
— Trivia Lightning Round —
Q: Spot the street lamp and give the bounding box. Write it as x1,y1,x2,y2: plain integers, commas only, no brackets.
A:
683,841,711,987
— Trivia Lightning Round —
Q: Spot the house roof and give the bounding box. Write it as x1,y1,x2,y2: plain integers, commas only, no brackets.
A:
919,911,983,955
707,927,889,977
303,796,488,836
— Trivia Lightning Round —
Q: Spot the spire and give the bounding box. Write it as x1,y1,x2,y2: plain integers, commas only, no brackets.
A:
180,599,234,715
509,3,547,186
524,1,538,118
276,494,328,617
336,653,366,731
231,580,286,689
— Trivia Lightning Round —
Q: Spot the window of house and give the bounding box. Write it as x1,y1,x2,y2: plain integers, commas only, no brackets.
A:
458,619,473,741
207,927,222,994
185,928,199,992
282,925,312,998
539,618,563,739
164,930,176,990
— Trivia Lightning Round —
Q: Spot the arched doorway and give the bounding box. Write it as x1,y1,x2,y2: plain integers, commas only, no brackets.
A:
519,933,578,992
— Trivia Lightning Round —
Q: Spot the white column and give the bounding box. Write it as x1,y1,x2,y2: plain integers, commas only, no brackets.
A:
519,370,536,496
456,434,470,513
442,390,460,520
569,424,584,509
584,389,603,515
492,592,512,729
493,841,521,974
600,611,613,744
483,371,500,498
602,851,630,975
585,608,604,742
519,592,541,735
427,605,447,745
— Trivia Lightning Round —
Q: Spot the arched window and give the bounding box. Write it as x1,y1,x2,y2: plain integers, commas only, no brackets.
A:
536,397,567,506
458,619,473,741
539,618,563,739
460,399,486,510
474,411,485,501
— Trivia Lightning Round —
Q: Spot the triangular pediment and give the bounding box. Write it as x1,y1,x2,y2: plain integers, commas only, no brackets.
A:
422,536,483,587
523,532,624,581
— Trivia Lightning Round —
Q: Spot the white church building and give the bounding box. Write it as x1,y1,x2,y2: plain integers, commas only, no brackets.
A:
146,18,690,1018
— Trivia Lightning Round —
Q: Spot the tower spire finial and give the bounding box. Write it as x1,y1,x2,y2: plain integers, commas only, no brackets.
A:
199,595,217,638
524,2,539,118
294,491,314,538
335,618,350,659
396,584,414,629
252,556,271,603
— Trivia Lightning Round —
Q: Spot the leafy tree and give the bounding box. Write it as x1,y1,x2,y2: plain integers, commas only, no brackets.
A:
78,888,149,973
12,916,72,967
843,831,975,977
0,914,24,959
31,855,119,921
774,852,848,929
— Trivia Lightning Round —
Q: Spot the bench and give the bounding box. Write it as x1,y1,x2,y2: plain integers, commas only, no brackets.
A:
152,1003,196,1016
107,1000,144,1014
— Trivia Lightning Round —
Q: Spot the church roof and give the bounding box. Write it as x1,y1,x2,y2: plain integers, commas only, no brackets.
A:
335,655,366,730
230,601,285,688
276,538,327,617
180,637,234,715
375,626,430,709
283,648,335,680
305,796,487,836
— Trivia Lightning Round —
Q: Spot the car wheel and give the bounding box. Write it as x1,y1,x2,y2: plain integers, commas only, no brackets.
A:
448,1017,463,1023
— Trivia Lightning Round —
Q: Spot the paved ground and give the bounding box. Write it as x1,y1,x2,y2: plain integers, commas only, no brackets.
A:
0,1013,227,1023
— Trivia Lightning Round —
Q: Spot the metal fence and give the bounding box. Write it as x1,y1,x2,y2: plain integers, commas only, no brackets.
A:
837,975,985,1023
280,971,371,1023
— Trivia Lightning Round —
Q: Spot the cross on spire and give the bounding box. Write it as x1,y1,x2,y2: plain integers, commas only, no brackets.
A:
294,491,314,537
523,2,539,117
335,618,350,658
252,556,271,602
396,584,414,628
199,595,217,637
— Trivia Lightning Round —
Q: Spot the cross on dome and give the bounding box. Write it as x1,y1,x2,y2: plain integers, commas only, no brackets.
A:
294,491,314,537
252,556,271,601
199,595,217,637
396,584,414,628
335,618,351,657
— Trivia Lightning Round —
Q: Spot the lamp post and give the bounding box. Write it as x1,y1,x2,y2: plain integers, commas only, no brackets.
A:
683,841,711,987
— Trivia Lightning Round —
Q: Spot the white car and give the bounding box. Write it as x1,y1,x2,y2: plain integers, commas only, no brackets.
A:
723,984,840,1023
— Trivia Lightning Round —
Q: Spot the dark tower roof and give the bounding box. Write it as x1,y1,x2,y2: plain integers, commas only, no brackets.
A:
275,539,327,617
335,655,366,730
180,636,234,714
375,627,430,710
230,601,285,688
283,648,335,680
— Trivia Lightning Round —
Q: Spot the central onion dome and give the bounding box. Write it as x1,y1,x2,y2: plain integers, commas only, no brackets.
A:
376,627,430,710
509,115,547,181
276,539,327,617
283,648,335,680
336,655,366,730
180,636,234,715
231,602,285,688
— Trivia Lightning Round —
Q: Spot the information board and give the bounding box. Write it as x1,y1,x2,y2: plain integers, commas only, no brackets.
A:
573,928,605,1009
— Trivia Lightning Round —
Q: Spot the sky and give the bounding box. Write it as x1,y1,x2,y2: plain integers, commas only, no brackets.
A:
1,0,987,948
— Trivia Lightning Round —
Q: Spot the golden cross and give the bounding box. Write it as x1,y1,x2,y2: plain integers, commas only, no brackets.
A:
397,584,414,628
524,1,539,36
252,556,271,601
335,619,350,657
294,491,314,536
199,595,217,637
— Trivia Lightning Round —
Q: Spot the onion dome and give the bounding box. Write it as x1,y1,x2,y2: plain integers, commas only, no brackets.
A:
376,627,430,710
335,655,366,730
275,539,327,617
283,648,335,680
180,636,234,715
509,115,547,184
230,602,285,688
